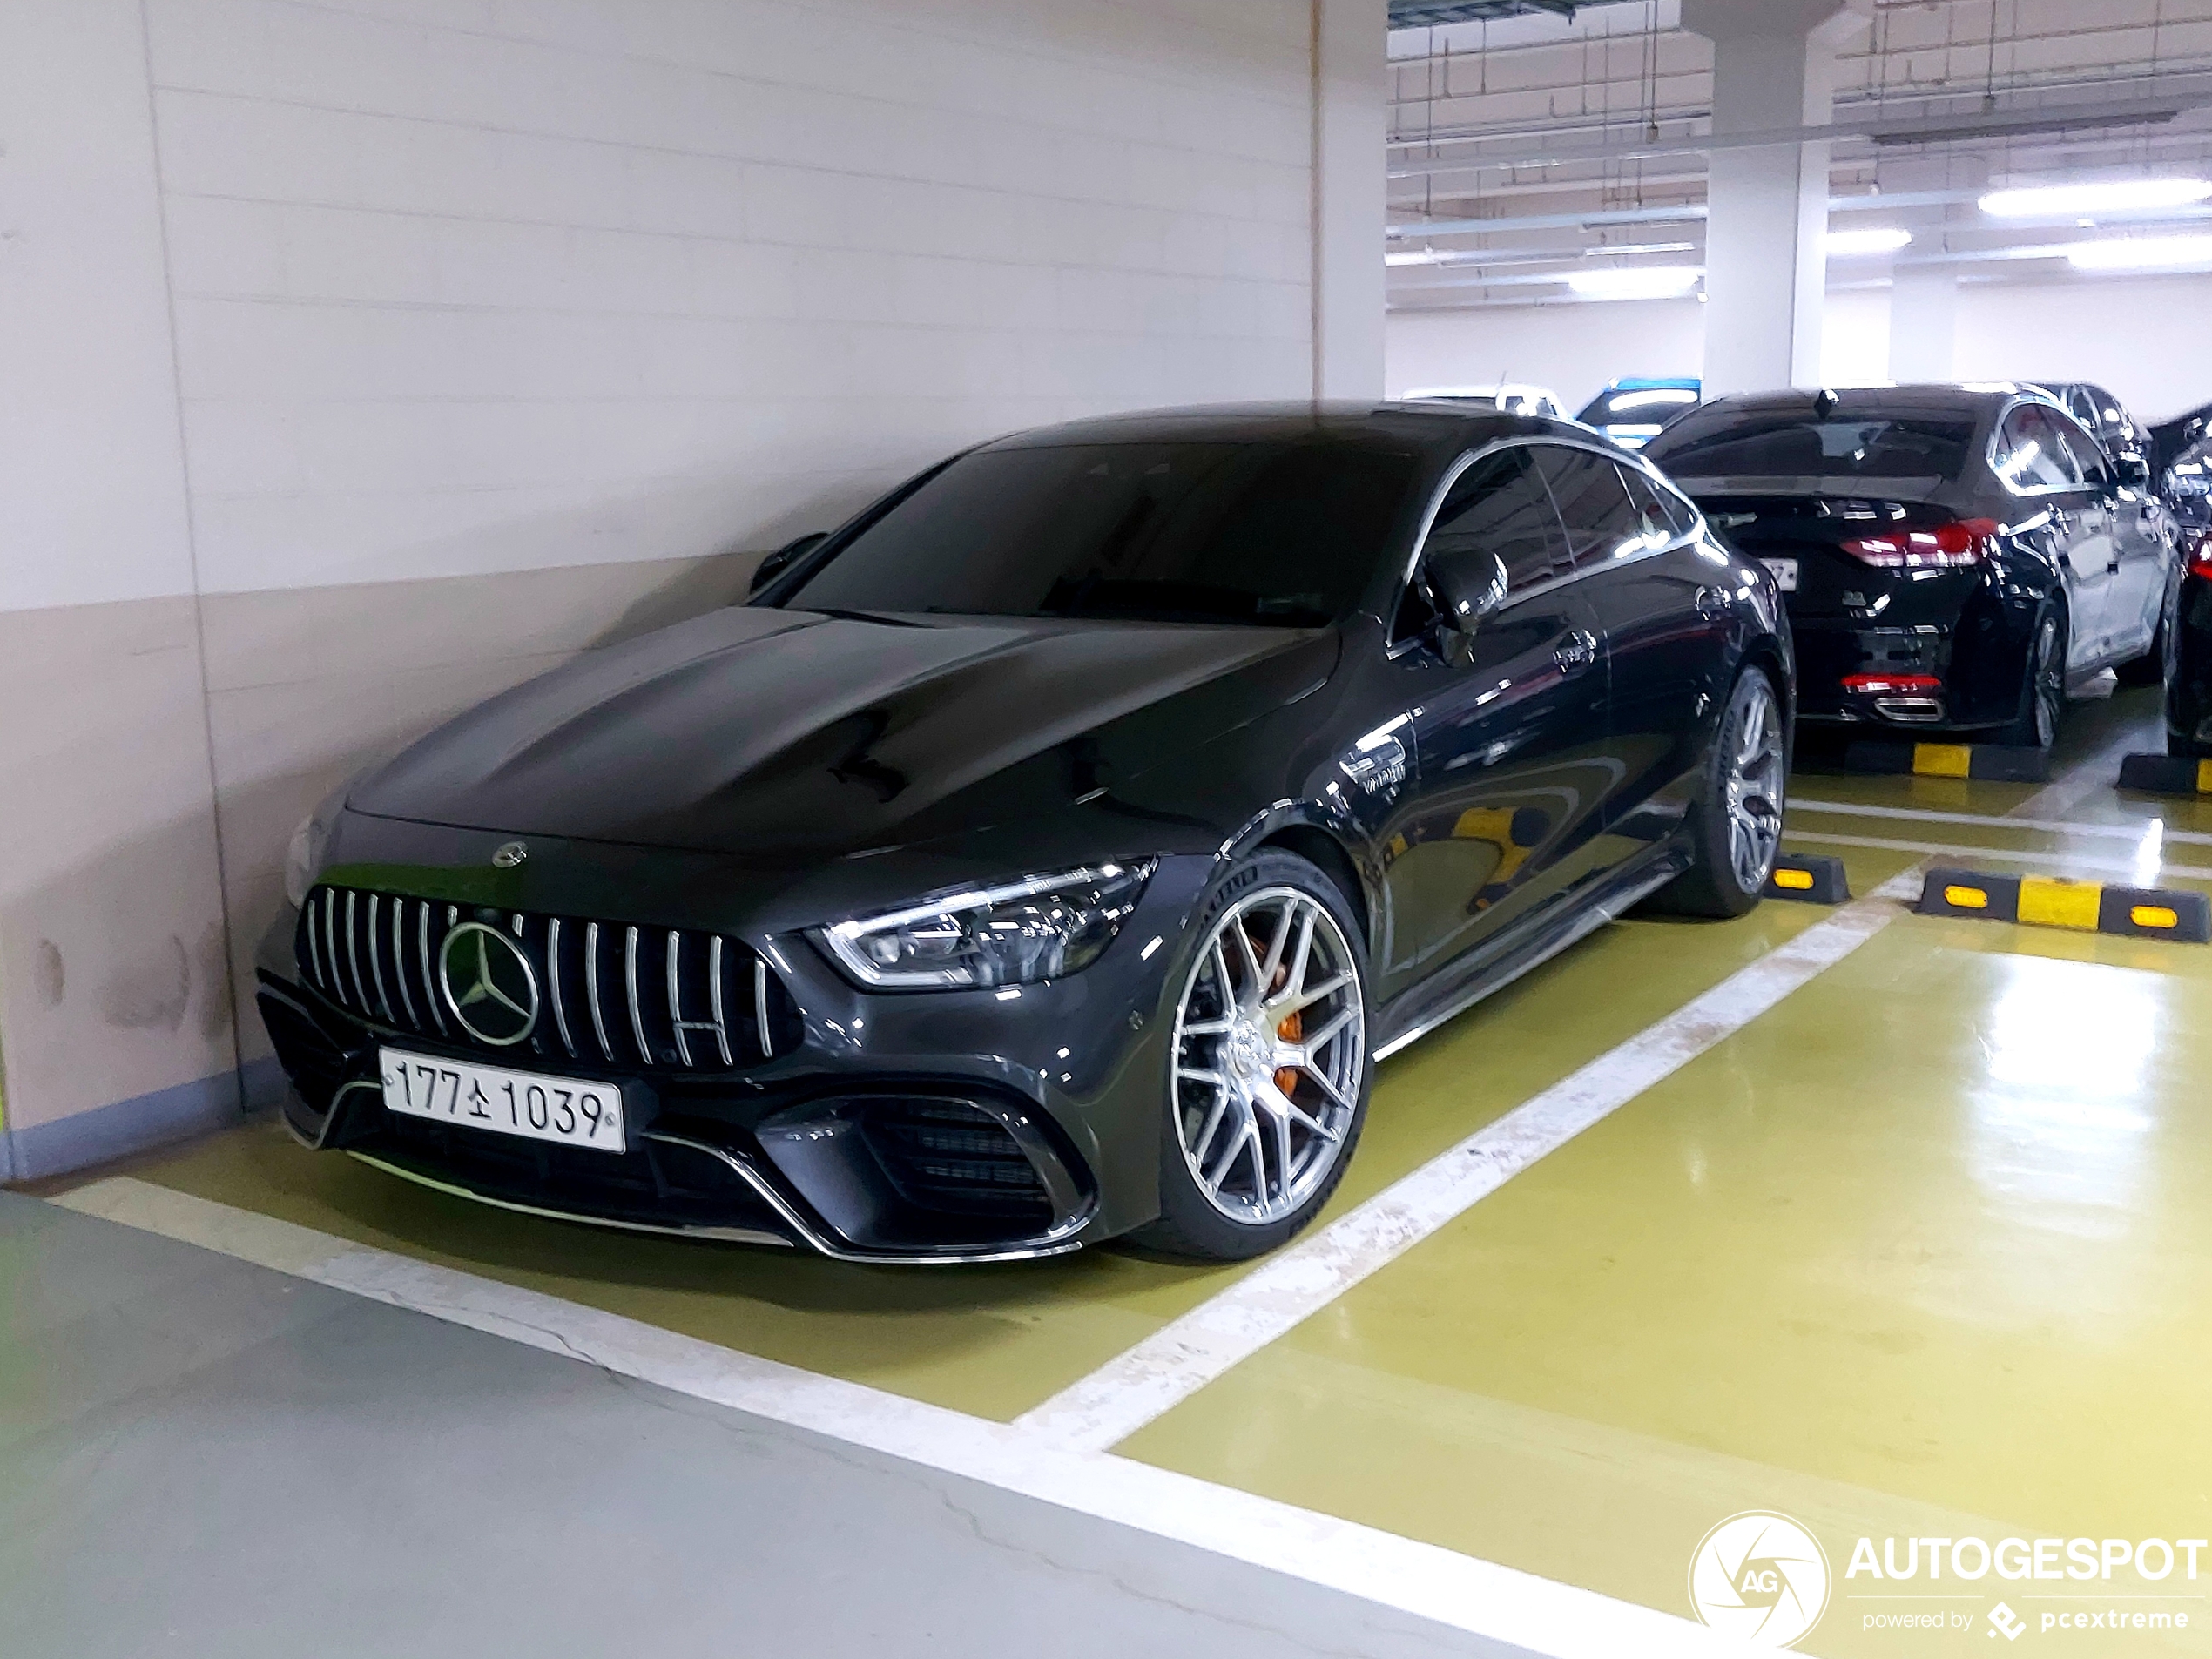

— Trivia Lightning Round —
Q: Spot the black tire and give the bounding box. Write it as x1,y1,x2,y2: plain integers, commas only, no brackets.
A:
2116,593,2169,687
1994,607,2067,749
1649,666,1785,920
1132,849,1373,1262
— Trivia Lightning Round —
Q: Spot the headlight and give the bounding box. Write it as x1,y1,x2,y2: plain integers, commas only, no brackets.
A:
284,813,329,907
817,861,1156,989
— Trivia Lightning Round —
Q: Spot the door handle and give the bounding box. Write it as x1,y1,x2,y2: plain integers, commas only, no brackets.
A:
1553,629,1598,674
1694,585,1732,620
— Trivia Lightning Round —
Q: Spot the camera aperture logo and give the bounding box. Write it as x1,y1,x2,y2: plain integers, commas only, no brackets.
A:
1689,1511,1832,1649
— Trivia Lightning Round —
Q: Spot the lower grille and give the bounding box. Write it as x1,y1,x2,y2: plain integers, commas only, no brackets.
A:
297,886,800,1072
856,1099,1053,1222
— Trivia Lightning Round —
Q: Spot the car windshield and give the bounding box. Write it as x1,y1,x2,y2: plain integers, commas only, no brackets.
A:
1648,414,1977,482
784,440,1420,627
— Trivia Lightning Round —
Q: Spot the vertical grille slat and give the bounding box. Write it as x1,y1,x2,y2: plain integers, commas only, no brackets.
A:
420,901,448,1035
547,917,577,1058
303,884,792,1071
388,896,418,1028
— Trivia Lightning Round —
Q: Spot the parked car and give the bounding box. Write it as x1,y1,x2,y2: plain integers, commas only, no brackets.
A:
1402,383,1568,419
1574,376,1702,448
1642,384,2176,750
2160,436,2212,755
260,403,1793,1264
2150,398,2212,477
2033,381,2151,470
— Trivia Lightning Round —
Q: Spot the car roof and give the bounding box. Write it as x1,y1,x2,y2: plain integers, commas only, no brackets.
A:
1683,384,2028,420
1609,375,1701,392
979,400,1571,460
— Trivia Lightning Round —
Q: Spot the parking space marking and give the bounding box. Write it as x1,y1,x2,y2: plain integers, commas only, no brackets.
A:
1012,869,1925,1454
1788,829,2212,882
51,1177,1743,1659
1791,797,2212,847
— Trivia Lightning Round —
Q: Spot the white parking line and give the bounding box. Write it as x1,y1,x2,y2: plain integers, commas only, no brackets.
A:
50,1177,1750,1659
1786,829,2212,882
1012,869,1924,1453
1791,798,2212,848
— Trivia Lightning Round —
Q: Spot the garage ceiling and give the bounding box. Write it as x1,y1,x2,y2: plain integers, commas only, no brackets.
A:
1388,0,2212,310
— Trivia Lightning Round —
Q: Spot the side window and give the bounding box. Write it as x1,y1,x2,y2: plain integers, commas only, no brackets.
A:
2051,408,2113,488
1423,448,1572,588
1532,445,1646,566
1618,464,1696,543
1993,405,2082,492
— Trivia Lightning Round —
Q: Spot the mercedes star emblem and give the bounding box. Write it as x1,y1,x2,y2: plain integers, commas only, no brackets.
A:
438,922,540,1046
491,841,529,867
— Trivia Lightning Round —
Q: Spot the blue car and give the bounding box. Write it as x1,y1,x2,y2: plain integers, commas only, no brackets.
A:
1575,376,1702,449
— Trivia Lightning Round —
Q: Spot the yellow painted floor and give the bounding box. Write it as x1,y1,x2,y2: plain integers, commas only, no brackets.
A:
54,686,2212,1655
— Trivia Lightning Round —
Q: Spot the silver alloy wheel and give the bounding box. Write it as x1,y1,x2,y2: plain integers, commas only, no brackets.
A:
1723,674,1786,895
2030,616,2064,748
1170,887,1365,1226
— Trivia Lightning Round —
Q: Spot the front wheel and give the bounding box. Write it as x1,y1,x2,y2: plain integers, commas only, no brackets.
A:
1135,851,1372,1262
1650,666,1785,919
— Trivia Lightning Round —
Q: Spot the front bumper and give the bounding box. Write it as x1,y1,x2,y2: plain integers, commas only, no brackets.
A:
257,848,1210,1264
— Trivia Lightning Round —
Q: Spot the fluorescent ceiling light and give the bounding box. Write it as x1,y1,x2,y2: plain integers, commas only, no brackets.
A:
1980,178,2212,219
1825,226,1912,257
1568,265,1701,300
1385,248,1447,266
2067,233,2212,272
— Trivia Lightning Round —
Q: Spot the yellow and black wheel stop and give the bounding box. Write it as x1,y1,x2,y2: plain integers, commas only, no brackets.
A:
1915,867,2212,942
1763,852,1850,904
2117,753,2212,797
1844,740,2050,783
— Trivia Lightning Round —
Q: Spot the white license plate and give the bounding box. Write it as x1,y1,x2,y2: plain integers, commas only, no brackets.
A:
379,1047,627,1154
1759,557,1799,592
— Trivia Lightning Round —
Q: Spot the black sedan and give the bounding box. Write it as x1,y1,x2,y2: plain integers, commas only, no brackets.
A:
1642,384,2176,749
260,403,1792,1264
2160,436,2212,756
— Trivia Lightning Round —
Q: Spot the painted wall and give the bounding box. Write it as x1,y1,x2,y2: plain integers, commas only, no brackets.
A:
1387,274,2212,425
0,0,1382,1181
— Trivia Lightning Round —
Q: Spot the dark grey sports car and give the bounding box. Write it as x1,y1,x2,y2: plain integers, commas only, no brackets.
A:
260,402,1792,1264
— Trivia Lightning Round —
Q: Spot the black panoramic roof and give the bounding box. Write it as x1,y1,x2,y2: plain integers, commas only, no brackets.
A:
982,400,1543,456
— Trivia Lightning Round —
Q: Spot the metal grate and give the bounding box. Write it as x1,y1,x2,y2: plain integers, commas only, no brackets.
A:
297,886,796,1073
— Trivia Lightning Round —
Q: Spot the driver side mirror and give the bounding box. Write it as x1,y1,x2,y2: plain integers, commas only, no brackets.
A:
749,531,828,596
1425,545,1508,663
2116,452,2153,489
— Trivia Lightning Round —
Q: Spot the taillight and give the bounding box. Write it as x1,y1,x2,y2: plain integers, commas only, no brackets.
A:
1840,516,2000,570
2186,529,2212,580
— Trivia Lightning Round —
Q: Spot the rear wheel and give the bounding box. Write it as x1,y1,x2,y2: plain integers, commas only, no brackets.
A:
1136,851,1372,1262
1995,609,2067,750
1650,666,1784,919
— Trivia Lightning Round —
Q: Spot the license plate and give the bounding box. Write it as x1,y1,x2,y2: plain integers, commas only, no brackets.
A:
379,1047,626,1153
1759,557,1799,592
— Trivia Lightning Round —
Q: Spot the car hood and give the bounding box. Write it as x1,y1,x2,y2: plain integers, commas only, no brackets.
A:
348,606,1334,857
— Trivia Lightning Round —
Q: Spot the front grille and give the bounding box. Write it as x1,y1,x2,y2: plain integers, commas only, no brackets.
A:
857,1099,1052,1222
297,886,799,1072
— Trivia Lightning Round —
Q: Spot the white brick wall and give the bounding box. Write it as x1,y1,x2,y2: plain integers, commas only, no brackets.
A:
141,0,1323,597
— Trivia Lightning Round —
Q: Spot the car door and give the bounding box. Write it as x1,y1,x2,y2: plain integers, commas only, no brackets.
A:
1547,446,1738,849
1377,445,1614,1000
1994,401,2110,669
2055,407,2164,659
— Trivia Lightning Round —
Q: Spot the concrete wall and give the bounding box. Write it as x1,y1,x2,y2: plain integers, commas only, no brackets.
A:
1388,274,2212,425
0,0,1382,1181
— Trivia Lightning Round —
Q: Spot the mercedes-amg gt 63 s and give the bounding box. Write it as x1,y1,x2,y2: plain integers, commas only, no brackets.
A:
1643,384,2177,751
260,402,1794,1264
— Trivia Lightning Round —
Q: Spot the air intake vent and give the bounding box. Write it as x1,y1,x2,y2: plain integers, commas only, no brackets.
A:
857,1098,1053,1222
297,887,799,1072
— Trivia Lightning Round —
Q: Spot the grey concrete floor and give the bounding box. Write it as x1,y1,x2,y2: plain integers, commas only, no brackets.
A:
0,1191,1492,1658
